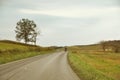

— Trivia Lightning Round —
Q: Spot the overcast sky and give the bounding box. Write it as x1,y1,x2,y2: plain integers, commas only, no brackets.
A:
0,0,120,46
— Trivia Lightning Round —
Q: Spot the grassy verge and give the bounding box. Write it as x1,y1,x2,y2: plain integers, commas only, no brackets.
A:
0,40,55,64
68,45,120,80
0,51,54,64
68,52,115,80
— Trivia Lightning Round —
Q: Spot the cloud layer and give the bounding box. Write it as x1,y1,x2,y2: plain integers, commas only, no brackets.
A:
0,0,120,46
19,7,119,18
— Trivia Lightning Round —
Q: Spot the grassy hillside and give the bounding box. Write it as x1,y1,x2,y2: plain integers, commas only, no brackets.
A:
0,40,55,64
68,44,120,80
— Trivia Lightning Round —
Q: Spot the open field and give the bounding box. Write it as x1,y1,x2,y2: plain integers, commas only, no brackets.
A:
0,40,55,64
68,45,120,80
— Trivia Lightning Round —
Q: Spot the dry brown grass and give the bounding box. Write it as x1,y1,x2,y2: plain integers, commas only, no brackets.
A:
68,45,120,80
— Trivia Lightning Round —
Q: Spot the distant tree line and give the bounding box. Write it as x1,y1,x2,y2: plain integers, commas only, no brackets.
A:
100,40,120,53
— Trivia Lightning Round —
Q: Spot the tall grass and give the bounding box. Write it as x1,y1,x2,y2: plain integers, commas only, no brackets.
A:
0,40,55,64
69,52,114,80
68,45,120,80
0,51,52,64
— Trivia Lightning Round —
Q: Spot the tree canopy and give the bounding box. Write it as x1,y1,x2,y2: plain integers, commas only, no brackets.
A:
100,40,120,53
15,18,39,45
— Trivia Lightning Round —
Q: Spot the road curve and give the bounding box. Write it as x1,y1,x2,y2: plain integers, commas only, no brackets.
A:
0,52,80,80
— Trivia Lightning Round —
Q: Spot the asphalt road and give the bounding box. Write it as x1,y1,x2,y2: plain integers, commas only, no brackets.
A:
0,52,80,80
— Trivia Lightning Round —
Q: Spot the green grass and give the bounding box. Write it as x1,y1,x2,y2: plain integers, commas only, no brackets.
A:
68,45,120,80
0,51,52,64
0,40,44,53
0,40,55,64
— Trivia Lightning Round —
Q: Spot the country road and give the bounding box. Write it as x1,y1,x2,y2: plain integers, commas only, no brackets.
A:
0,52,80,80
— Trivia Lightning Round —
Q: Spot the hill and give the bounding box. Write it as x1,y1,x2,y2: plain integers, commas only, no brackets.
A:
0,40,42,53
0,40,55,64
